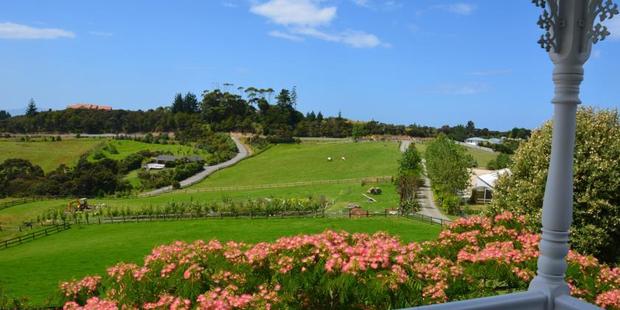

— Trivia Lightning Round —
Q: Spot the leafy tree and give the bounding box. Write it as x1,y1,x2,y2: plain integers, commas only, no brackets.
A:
491,107,620,263
26,99,37,117
276,89,292,108
425,134,471,214
351,123,367,141
487,153,513,170
0,110,10,120
396,144,423,213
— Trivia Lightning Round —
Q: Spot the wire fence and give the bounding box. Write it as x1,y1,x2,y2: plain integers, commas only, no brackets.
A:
0,223,71,250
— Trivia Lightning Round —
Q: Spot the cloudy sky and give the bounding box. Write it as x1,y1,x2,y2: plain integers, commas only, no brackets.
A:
1,0,619,130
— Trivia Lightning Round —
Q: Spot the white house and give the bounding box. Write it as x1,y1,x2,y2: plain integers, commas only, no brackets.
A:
467,168,511,203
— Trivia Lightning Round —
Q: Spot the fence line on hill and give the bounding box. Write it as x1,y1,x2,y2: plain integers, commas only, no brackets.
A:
0,223,71,250
0,198,38,212
178,176,394,194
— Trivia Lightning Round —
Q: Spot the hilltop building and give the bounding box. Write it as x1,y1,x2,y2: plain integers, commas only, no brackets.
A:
67,103,112,111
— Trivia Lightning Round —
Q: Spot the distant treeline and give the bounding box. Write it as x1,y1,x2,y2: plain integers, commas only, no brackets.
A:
0,88,531,141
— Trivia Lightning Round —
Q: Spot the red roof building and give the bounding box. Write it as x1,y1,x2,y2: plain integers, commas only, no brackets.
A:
67,103,112,111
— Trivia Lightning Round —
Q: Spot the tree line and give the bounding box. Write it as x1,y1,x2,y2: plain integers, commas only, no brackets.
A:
0,92,530,141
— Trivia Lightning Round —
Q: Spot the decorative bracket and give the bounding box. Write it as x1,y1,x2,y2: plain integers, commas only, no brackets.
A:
533,0,619,53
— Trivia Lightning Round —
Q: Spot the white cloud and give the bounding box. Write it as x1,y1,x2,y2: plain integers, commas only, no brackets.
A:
0,22,75,39
251,0,337,27
268,30,304,41
431,3,475,15
252,0,387,48
291,27,386,48
605,17,620,40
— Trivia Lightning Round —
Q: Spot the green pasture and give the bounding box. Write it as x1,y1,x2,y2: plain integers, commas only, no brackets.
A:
0,138,102,172
193,141,400,188
90,140,208,161
0,217,441,306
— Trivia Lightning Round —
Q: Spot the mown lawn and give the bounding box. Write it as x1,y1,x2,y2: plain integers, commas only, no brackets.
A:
0,217,441,306
0,138,103,172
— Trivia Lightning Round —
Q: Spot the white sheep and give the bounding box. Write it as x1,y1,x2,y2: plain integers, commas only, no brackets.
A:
341,156,346,160
327,157,332,161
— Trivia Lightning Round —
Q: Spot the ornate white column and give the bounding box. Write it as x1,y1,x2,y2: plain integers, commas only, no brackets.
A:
528,0,618,307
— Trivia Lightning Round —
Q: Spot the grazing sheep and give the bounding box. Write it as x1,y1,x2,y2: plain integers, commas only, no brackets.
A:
341,156,346,160
327,157,332,161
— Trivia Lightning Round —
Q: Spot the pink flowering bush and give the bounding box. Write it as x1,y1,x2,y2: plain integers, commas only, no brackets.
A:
60,212,620,309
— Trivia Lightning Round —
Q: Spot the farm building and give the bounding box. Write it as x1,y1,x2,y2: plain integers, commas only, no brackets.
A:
466,168,511,204
464,137,504,146
153,154,177,164
67,103,112,111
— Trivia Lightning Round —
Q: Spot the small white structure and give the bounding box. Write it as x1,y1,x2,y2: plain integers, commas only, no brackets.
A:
145,163,166,170
466,168,511,203
465,137,504,146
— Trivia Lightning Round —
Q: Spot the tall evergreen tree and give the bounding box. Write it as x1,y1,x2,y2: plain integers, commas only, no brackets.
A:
171,93,185,113
276,89,292,108
0,110,10,120
184,92,199,113
25,98,37,117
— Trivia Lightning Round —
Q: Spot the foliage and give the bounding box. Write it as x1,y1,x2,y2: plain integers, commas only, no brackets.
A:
425,134,471,214
59,212,620,309
396,144,423,212
138,161,204,190
171,92,200,114
491,107,620,263
25,98,37,117
487,153,513,170
0,110,10,121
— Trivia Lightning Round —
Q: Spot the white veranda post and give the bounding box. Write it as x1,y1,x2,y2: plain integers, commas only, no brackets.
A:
409,1,618,309
529,0,618,305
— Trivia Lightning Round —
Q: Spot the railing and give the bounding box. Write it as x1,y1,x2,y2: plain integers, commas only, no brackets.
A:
403,213,452,227
0,223,71,250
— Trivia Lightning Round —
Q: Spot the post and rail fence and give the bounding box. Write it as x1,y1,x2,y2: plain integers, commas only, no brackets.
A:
0,223,71,250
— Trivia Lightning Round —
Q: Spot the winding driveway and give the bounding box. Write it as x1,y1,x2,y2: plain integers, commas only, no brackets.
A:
400,140,450,221
140,136,249,197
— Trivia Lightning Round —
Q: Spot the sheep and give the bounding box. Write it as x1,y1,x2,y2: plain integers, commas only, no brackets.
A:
327,157,332,161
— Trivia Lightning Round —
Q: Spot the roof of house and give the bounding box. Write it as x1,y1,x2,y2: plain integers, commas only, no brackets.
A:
67,103,112,111
474,168,511,189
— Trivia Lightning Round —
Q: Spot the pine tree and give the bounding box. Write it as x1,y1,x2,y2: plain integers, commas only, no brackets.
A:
26,98,37,117
171,93,185,113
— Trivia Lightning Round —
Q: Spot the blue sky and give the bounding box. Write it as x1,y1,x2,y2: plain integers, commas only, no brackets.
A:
0,0,619,130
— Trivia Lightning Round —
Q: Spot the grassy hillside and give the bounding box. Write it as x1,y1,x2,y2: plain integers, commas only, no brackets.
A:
0,217,441,305
415,141,499,169
193,141,400,188
0,141,402,239
90,140,209,161
0,138,102,172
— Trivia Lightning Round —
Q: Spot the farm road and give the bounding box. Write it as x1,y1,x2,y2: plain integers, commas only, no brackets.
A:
399,140,450,221
141,136,249,197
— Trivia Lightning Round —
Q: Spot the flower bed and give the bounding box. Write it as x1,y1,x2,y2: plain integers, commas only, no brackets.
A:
60,212,620,309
